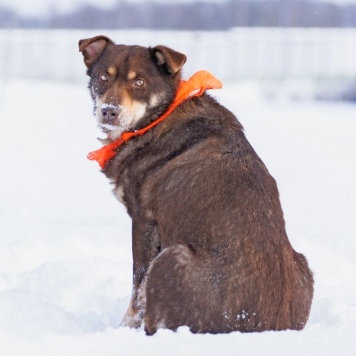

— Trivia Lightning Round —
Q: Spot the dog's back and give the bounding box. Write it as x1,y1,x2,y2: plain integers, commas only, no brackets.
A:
80,36,314,335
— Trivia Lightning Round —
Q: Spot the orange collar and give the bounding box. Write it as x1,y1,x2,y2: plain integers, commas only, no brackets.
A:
87,70,222,168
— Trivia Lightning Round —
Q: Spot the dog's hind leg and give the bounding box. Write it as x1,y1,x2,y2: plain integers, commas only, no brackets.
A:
143,244,218,334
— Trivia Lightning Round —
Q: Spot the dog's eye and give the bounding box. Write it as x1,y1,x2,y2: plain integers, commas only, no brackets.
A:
134,79,145,88
100,73,109,82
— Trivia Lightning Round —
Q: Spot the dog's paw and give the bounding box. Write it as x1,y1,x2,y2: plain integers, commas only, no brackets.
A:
120,307,143,328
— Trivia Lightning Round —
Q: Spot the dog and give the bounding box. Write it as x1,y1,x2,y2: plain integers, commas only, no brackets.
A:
79,35,314,335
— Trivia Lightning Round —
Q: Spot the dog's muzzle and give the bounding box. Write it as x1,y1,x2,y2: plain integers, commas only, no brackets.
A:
101,105,121,126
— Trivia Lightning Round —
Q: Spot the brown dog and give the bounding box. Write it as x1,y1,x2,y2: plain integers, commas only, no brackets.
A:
79,35,314,335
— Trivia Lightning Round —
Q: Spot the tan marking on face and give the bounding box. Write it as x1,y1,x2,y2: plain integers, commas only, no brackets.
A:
149,94,162,108
127,71,137,80
121,91,147,122
108,66,116,76
121,90,133,107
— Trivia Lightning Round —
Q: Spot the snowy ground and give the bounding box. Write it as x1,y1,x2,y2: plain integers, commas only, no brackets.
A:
0,78,355,355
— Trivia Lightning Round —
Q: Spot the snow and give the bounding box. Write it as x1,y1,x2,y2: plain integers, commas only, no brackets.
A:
2,0,356,17
0,0,118,16
0,77,356,355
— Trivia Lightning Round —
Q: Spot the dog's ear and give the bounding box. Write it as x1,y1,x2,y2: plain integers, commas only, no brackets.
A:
151,46,187,76
78,35,114,68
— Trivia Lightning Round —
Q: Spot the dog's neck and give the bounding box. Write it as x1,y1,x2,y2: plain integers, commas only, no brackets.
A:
87,70,222,169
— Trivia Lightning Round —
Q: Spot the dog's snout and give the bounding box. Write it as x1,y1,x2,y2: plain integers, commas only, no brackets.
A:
101,106,121,122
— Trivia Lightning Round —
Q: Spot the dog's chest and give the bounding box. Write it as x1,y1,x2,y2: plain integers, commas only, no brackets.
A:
104,137,159,212
114,184,126,204
111,164,156,219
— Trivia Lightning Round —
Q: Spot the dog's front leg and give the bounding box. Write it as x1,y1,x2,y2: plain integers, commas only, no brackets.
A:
121,219,160,328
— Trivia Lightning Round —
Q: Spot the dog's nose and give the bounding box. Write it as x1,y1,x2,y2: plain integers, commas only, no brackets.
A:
101,106,121,123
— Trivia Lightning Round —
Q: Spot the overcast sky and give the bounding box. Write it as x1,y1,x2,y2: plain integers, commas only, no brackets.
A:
1,0,356,17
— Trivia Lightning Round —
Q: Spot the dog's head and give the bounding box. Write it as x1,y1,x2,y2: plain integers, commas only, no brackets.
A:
79,35,187,140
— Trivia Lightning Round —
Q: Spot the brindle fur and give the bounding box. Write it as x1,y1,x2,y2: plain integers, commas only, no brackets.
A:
79,35,314,335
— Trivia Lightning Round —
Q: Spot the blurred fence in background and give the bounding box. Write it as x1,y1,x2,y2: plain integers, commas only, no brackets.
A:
0,28,356,83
